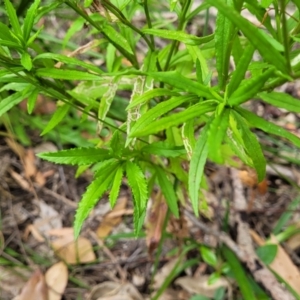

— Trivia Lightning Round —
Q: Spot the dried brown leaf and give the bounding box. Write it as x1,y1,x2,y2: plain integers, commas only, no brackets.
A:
87,281,143,300
175,275,228,298
96,197,128,239
45,262,68,300
145,192,168,255
14,269,48,300
51,228,96,264
269,235,300,295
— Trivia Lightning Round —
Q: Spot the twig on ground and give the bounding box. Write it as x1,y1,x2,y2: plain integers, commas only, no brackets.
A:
89,231,127,283
38,185,77,209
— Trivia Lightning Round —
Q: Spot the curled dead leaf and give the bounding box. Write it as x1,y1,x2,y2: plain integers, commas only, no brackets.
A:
175,275,229,298
87,281,143,300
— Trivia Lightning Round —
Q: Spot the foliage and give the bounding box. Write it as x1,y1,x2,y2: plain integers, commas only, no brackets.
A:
1,0,300,246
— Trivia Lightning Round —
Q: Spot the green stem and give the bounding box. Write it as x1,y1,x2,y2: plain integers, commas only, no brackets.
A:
101,0,155,52
65,0,139,68
143,0,155,49
164,0,191,71
280,0,291,74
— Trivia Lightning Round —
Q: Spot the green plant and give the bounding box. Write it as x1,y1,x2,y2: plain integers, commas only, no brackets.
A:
1,0,300,238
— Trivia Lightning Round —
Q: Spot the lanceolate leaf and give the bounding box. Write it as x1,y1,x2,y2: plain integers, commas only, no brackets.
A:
189,119,211,216
21,52,32,71
231,110,266,181
98,81,118,132
227,43,255,96
228,67,275,106
36,68,102,80
236,107,300,148
4,0,22,38
141,141,186,158
148,71,222,100
109,166,124,208
23,0,41,41
34,53,103,74
156,166,179,217
258,91,300,113
207,108,230,164
74,160,119,238
126,161,148,231
131,100,217,137
206,0,288,74
41,103,71,135
215,0,234,90
0,89,31,117
130,95,196,137
126,88,179,110
38,147,112,165
143,28,214,46
103,24,133,55
221,246,257,300
0,22,20,43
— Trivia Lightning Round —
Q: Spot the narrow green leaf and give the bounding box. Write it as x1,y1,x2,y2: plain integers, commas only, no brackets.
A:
142,141,186,157
156,166,179,217
131,100,217,137
0,40,22,50
226,118,253,166
63,17,85,48
228,67,275,106
38,147,111,165
36,68,102,80
0,89,31,117
256,244,277,265
98,81,118,132
148,71,222,100
27,87,39,114
74,160,119,238
126,88,179,110
23,0,41,41
109,130,125,157
258,91,300,113
231,110,266,181
130,95,196,137
21,52,32,71
109,166,124,208
143,29,214,46
106,43,116,72
126,161,148,231
103,24,133,55
189,120,211,216
0,22,20,43
27,26,43,46
273,196,300,234
221,246,256,300
207,108,230,164
206,0,288,74
182,118,196,159
4,0,22,37
227,44,255,96
187,46,209,85
169,0,179,11
215,0,234,90
34,53,103,74
200,245,218,267
41,103,70,135
236,107,300,148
